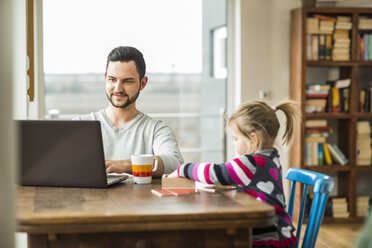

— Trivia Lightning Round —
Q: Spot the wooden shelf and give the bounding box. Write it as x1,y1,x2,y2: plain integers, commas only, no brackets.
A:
306,113,372,119
304,165,351,172
354,113,372,118
354,166,372,171
306,61,372,66
289,7,372,223
305,113,352,119
306,60,354,66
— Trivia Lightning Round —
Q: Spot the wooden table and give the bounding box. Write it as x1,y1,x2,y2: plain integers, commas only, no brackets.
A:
17,178,275,248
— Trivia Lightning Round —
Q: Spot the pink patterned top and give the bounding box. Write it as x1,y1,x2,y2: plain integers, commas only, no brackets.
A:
177,148,297,248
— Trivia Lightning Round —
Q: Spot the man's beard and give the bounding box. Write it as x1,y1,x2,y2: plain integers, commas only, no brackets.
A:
106,89,140,109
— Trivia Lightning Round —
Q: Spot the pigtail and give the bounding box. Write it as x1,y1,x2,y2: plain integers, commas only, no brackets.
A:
275,100,301,146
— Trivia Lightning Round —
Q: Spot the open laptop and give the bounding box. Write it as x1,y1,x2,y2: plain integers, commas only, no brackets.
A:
17,120,128,188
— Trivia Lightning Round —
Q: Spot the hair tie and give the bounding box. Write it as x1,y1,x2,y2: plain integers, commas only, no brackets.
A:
271,106,277,112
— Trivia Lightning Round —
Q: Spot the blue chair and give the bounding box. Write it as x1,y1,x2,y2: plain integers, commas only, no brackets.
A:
286,168,334,248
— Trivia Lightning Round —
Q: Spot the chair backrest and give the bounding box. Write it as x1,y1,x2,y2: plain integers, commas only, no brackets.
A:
286,168,334,248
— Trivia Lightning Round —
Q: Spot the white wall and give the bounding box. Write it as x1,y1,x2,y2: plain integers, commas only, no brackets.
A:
227,0,301,195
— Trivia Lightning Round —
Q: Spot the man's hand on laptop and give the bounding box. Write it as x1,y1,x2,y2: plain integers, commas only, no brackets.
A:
105,159,132,174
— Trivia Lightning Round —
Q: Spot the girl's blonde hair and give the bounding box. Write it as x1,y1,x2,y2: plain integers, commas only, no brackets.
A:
228,100,301,148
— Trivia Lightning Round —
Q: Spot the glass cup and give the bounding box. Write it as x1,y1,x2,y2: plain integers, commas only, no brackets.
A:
131,154,159,184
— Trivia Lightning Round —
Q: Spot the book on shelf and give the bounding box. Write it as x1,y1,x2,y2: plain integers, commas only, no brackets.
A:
357,121,371,131
331,197,347,203
319,35,326,60
356,196,370,217
318,143,324,165
325,35,332,60
341,88,350,112
357,196,370,207
332,202,348,213
360,33,372,61
356,157,371,166
337,16,351,23
360,35,365,61
305,99,327,113
333,29,349,39
305,119,328,127
305,85,330,112
359,17,372,30
314,14,336,22
333,16,351,61
308,84,331,92
332,144,349,163
319,20,334,35
332,87,340,112
335,22,352,30
335,78,351,88
323,142,332,165
327,143,348,165
358,85,372,112
331,197,350,218
333,212,350,218
306,34,312,60
365,34,370,60
307,17,319,34
326,79,351,113
356,121,372,166
306,125,331,133
312,142,318,166
305,136,327,143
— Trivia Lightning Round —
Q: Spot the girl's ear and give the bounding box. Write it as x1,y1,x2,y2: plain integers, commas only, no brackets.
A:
250,132,260,150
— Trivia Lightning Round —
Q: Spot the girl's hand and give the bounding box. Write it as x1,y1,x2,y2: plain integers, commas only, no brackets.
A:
167,170,179,178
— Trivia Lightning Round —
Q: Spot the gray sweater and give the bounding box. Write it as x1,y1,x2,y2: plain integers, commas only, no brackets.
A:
74,110,184,173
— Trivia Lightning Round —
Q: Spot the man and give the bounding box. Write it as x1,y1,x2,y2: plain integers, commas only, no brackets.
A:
75,46,183,176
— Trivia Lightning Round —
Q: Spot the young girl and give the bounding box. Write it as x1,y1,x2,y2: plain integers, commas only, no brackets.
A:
168,101,300,248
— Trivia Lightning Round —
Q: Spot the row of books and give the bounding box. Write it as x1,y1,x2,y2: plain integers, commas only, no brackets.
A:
306,15,352,61
307,15,352,34
305,119,349,166
357,196,370,217
324,196,370,218
330,197,349,218
359,86,372,113
306,33,351,61
359,33,372,61
306,34,333,61
305,142,348,166
306,79,351,113
357,121,372,166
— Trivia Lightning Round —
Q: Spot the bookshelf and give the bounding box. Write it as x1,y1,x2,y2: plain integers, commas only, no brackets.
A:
290,7,372,222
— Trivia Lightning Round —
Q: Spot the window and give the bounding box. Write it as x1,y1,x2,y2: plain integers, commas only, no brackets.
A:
43,0,227,162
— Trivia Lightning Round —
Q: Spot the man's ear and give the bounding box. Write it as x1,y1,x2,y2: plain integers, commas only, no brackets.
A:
140,76,148,90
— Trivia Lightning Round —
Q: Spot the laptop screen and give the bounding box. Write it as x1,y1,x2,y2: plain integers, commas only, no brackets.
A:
18,120,109,188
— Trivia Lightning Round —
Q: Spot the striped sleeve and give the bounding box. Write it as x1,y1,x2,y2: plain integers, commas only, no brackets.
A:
176,155,257,186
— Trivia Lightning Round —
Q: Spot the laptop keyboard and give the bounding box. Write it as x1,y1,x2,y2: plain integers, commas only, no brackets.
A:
107,175,128,185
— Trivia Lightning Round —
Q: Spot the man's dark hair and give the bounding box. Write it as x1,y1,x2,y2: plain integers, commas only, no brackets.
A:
106,46,146,80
